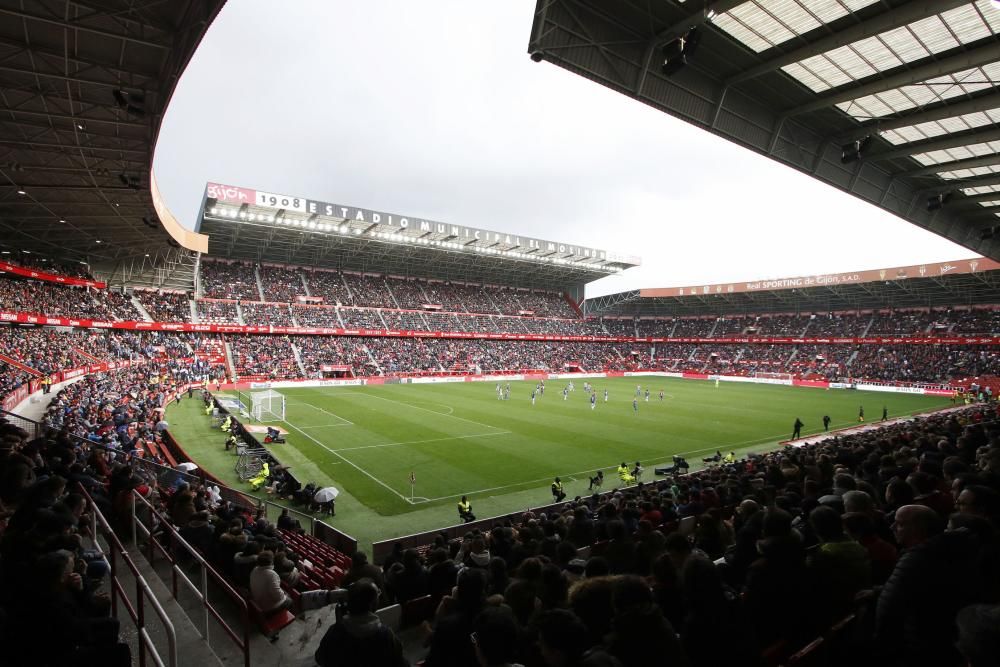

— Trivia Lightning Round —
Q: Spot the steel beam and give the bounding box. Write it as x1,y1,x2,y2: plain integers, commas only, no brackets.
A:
836,89,1000,142
728,0,970,86
785,41,1000,117
867,126,1000,162
907,153,1000,177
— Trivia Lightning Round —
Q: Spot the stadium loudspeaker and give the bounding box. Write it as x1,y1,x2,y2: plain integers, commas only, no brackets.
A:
927,192,952,212
530,50,546,62
840,135,871,164
661,27,700,76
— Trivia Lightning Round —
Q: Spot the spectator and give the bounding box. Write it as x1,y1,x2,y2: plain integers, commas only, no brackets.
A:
314,578,408,667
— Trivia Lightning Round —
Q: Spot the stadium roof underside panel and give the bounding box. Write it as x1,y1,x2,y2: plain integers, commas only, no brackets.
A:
527,0,1000,260
0,0,224,264
586,270,1000,317
199,187,639,290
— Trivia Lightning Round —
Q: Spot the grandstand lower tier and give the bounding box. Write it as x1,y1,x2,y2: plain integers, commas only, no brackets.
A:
2,325,999,412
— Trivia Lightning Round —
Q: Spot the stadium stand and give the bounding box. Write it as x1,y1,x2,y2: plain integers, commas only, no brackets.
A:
200,261,263,301
258,265,307,303
136,290,191,322
197,298,241,324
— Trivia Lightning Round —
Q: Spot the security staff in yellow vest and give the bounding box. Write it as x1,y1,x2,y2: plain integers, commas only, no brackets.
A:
618,462,635,486
723,451,736,465
551,477,566,503
221,415,232,432
458,496,475,523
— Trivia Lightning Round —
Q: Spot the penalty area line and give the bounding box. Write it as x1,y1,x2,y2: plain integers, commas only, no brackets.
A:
283,418,411,503
289,400,355,426
333,431,511,452
337,391,503,432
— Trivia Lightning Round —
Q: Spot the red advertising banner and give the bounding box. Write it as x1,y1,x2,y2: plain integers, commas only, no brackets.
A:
320,364,352,372
0,310,998,345
640,257,1000,298
0,261,106,289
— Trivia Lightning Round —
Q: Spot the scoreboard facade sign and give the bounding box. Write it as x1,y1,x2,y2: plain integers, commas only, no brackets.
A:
203,182,638,265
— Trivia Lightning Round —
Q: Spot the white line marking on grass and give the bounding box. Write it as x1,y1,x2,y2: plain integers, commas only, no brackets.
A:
407,427,827,504
338,391,503,431
333,431,511,452
283,419,411,503
289,401,355,426
298,424,354,430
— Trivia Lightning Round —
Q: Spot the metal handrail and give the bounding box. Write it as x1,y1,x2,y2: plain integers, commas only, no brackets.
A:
78,485,178,667
131,489,252,667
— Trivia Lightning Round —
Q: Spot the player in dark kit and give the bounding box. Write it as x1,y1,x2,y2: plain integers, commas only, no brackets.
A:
822,415,831,431
858,406,865,422
881,406,888,421
792,418,803,440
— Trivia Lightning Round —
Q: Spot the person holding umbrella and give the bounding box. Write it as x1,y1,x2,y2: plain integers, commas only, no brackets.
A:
314,486,339,515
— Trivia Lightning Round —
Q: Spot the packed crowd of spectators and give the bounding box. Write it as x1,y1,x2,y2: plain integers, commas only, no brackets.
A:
952,309,1000,334
196,299,241,324
0,359,32,397
135,290,191,322
362,403,1000,667
868,311,941,337
303,270,349,306
295,336,371,376
258,266,306,303
3,255,94,279
344,275,396,309
338,307,387,329
600,318,637,336
851,346,1000,385
240,303,295,327
0,351,231,665
199,261,262,301
229,335,298,379
291,306,343,328
0,278,141,321
749,315,811,336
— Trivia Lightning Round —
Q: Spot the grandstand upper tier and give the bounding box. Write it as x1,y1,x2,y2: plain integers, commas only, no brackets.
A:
587,257,1000,316
198,182,641,292
528,0,1000,262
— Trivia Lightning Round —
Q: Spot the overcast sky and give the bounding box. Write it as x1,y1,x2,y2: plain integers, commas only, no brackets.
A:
154,0,973,298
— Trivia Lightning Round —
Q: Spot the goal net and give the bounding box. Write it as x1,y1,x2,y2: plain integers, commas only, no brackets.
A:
251,390,286,422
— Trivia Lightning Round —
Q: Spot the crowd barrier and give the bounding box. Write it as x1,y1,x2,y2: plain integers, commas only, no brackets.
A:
78,485,177,667
131,490,251,667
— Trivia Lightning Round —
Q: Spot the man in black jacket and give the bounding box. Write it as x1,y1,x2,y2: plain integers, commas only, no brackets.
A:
876,505,983,667
314,579,407,667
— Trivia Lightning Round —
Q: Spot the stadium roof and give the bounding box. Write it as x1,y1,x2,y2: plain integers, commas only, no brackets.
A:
198,182,641,290
528,0,1000,261
586,258,1000,316
0,0,224,265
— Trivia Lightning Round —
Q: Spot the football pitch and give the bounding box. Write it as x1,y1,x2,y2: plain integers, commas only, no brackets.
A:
172,377,951,545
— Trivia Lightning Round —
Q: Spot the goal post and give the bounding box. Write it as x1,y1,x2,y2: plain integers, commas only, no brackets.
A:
251,390,286,422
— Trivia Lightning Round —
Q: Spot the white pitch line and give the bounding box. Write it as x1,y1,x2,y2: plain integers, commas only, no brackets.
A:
290,400,355,426
298,424,354,430
407,427,834,504
333,431,511,452
282,419,410,503
337,391,503,432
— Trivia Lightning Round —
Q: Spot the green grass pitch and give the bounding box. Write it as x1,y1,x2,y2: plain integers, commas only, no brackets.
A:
170,377,951,548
